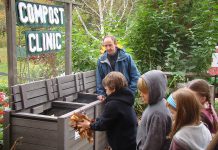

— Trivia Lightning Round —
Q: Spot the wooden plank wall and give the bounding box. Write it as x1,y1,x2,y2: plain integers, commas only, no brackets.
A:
83,70,96,93
94,101,107,150
10,70,97,112
64,104,95,150
57,74,78,102
9,115,58,150
7,70,105,150
11,85,22,111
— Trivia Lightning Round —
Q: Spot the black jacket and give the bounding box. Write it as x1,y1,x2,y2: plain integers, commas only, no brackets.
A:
90,87,137,150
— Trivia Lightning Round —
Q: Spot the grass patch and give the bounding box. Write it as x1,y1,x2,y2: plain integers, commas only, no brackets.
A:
0,47,8,93
0,47,7,73
0,47,7,63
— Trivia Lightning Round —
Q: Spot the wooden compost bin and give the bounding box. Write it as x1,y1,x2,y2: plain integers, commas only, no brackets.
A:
4,71,107,150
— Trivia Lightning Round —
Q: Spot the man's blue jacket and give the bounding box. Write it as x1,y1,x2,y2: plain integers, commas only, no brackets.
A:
96,48,140,96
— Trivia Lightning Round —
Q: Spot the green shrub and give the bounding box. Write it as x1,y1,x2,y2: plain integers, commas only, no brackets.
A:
126,0,218,73
0,79,8,95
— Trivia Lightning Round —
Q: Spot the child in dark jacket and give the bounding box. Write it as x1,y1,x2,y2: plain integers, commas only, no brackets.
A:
78,71,137,150
136,70,172,150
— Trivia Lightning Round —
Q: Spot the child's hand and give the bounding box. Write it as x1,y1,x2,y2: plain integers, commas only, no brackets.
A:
77,120,91,129
70,113,94,143
97,95,106,102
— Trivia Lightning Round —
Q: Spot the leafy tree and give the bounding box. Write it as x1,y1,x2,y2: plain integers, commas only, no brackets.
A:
70,0,139,71
127,0,218,73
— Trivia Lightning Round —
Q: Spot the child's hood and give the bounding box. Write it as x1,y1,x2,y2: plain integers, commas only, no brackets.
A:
142,70,167,105
106,87,134,106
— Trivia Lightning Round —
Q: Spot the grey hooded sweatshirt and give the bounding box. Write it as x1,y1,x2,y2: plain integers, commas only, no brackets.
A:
136,70,172,150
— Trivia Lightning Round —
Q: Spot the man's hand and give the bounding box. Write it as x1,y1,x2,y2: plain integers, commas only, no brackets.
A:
97,95,106,102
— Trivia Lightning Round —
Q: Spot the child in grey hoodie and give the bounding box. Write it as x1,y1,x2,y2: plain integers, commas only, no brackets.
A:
136,70,172,150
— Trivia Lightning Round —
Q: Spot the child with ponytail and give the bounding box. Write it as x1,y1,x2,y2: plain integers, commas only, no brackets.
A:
187,79,218,134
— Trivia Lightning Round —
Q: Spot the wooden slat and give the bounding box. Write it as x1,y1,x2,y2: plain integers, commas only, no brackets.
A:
12,113,57,121
12,136,57,148
21,80,46,91
46,79,55,101
85,82,96,89
43,102,53,111
95,131,107,150
94,102,107,150
57,117,65,150
65,93,78,102
13,142,57,150
11,126,58,139
52,85,58,92
24,95,48,108
61,87,77,97
75,73,80,92
84,76,96,83
20,109,31,113
11,85,20,94
12,94,22,102
32,105,44,114
53,92,59,99
60,100,100,118
12,126,58,139
61,81,76,90
57,74,75,84
87,88,96,93
52,101,85,109
11,118,57,130
3,110,11,150
26,88,47,99
83,70,95,77
13,102,23,111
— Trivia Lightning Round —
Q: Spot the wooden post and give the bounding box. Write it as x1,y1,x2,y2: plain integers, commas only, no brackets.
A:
65,3,72,75
3,110,11,150
210,85,215,107
5,0,17,90
57,117,66,150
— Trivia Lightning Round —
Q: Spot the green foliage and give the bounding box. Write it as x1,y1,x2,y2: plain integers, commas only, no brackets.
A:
0,79,8,95
71,32,100,72
134,95,147,118
126,0,218,73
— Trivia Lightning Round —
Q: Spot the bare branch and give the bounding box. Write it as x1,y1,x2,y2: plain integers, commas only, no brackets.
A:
78,7,94,16
109,0,114,17
81,0,100,17
102,0,110,12
98,0,105,35
75,8,98,41
124,0,137,38
115,0,128,27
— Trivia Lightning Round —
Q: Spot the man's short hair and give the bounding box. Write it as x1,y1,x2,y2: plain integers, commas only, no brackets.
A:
103,35,117,44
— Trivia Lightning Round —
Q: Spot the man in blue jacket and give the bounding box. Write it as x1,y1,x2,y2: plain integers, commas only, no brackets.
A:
96,35,140,101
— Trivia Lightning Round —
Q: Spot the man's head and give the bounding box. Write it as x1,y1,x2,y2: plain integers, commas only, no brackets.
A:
103,35,117,55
